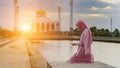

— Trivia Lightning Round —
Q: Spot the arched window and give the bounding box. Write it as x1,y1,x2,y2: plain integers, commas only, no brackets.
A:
46,23,50,32
56,23,60,31
51,23,55,31
36,23,39,32
31,23,34,32
41,23,45,32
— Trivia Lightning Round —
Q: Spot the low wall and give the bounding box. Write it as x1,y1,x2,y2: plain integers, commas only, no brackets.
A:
49,61,116,68
0,36,19,47
27,35,120,43
25,38,51,68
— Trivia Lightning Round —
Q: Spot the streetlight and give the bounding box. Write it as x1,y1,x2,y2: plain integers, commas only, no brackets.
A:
110,17,113,37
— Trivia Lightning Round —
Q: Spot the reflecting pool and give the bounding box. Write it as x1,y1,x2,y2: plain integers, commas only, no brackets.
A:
32,40,120,68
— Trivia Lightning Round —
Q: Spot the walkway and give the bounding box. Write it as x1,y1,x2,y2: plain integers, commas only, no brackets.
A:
0,37,31,68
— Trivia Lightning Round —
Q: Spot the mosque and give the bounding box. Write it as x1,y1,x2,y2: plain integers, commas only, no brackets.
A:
14,0,73,33
31,9,60,32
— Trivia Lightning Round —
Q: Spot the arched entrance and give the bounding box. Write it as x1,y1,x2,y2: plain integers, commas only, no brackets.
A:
51,23,55,31
46,23,50,32
41,23,45,32
36,23,40,32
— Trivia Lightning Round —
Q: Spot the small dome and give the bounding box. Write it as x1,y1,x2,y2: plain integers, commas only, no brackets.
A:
36,9,46,17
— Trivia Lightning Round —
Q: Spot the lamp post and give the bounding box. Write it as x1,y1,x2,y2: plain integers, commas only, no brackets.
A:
58,6,61,23
58,6,61,31
70,0,73,32
110,18,113,37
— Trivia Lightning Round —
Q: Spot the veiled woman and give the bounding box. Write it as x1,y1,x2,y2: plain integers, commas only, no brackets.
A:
68,20,94,63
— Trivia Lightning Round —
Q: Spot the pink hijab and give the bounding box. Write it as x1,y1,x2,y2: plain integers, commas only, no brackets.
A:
76,20,93,55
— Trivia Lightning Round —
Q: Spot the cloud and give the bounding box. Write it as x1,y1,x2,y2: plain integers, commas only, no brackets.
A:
76,13,108,18
103,6,112,10
73,0,113,14
100,0,120,4
91,7,100,10
91,6,112,11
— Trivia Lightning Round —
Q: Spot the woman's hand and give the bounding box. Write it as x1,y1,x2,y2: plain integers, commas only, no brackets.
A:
71,43,77,46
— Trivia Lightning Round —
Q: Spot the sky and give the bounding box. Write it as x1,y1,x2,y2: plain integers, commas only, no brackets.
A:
0,0,120,31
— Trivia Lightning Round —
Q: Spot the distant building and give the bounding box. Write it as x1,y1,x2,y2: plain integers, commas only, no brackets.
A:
31,9,60,32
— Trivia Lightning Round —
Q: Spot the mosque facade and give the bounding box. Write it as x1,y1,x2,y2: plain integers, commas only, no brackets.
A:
31,9,60,32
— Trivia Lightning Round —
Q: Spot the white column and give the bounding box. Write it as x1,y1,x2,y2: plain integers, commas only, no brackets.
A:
53,22,57,31
45,23,46,32
33,23,36,32
39,23,41,32
50,23,51,31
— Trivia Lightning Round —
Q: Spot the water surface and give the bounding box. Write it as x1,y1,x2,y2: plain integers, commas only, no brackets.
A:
33,40,120,68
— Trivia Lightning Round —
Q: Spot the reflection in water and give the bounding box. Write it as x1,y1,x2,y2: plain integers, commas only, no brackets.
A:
32,40,120,68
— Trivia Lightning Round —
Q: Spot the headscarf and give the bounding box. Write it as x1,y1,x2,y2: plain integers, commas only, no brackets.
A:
76,20,93,55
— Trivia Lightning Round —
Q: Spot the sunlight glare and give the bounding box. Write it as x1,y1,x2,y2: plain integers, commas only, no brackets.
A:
19,24,30,32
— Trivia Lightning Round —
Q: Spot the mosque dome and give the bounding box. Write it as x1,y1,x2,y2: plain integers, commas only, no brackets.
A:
31,9,60,32
36,9,46,17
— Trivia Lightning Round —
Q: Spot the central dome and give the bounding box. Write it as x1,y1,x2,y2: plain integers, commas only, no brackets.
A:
36,9,46,17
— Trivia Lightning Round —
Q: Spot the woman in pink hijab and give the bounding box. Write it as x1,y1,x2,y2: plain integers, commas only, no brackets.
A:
68,20,94,63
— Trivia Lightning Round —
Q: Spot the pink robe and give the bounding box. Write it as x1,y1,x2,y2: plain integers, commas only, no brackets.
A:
68,21,94,63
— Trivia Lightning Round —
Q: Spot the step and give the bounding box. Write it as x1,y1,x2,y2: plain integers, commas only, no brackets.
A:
49,61,116,68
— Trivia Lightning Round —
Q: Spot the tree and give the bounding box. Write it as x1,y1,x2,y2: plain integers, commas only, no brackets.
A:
90,26,97,36
113,29,120,37
100,28,105,36
90,26,112,37
72,28,81,36
104,29,111,37
71,26,120,37
0,26,15,37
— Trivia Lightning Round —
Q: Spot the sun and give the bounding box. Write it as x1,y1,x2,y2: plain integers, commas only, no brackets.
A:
19,24,30,32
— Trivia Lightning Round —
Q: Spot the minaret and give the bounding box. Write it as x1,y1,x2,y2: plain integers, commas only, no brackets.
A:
58,6,61,31
70,0,73,32
110,18,112,33
14,0,19,32
110,18,113,37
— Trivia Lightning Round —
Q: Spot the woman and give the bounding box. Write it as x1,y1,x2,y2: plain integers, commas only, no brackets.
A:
68,20,94,63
